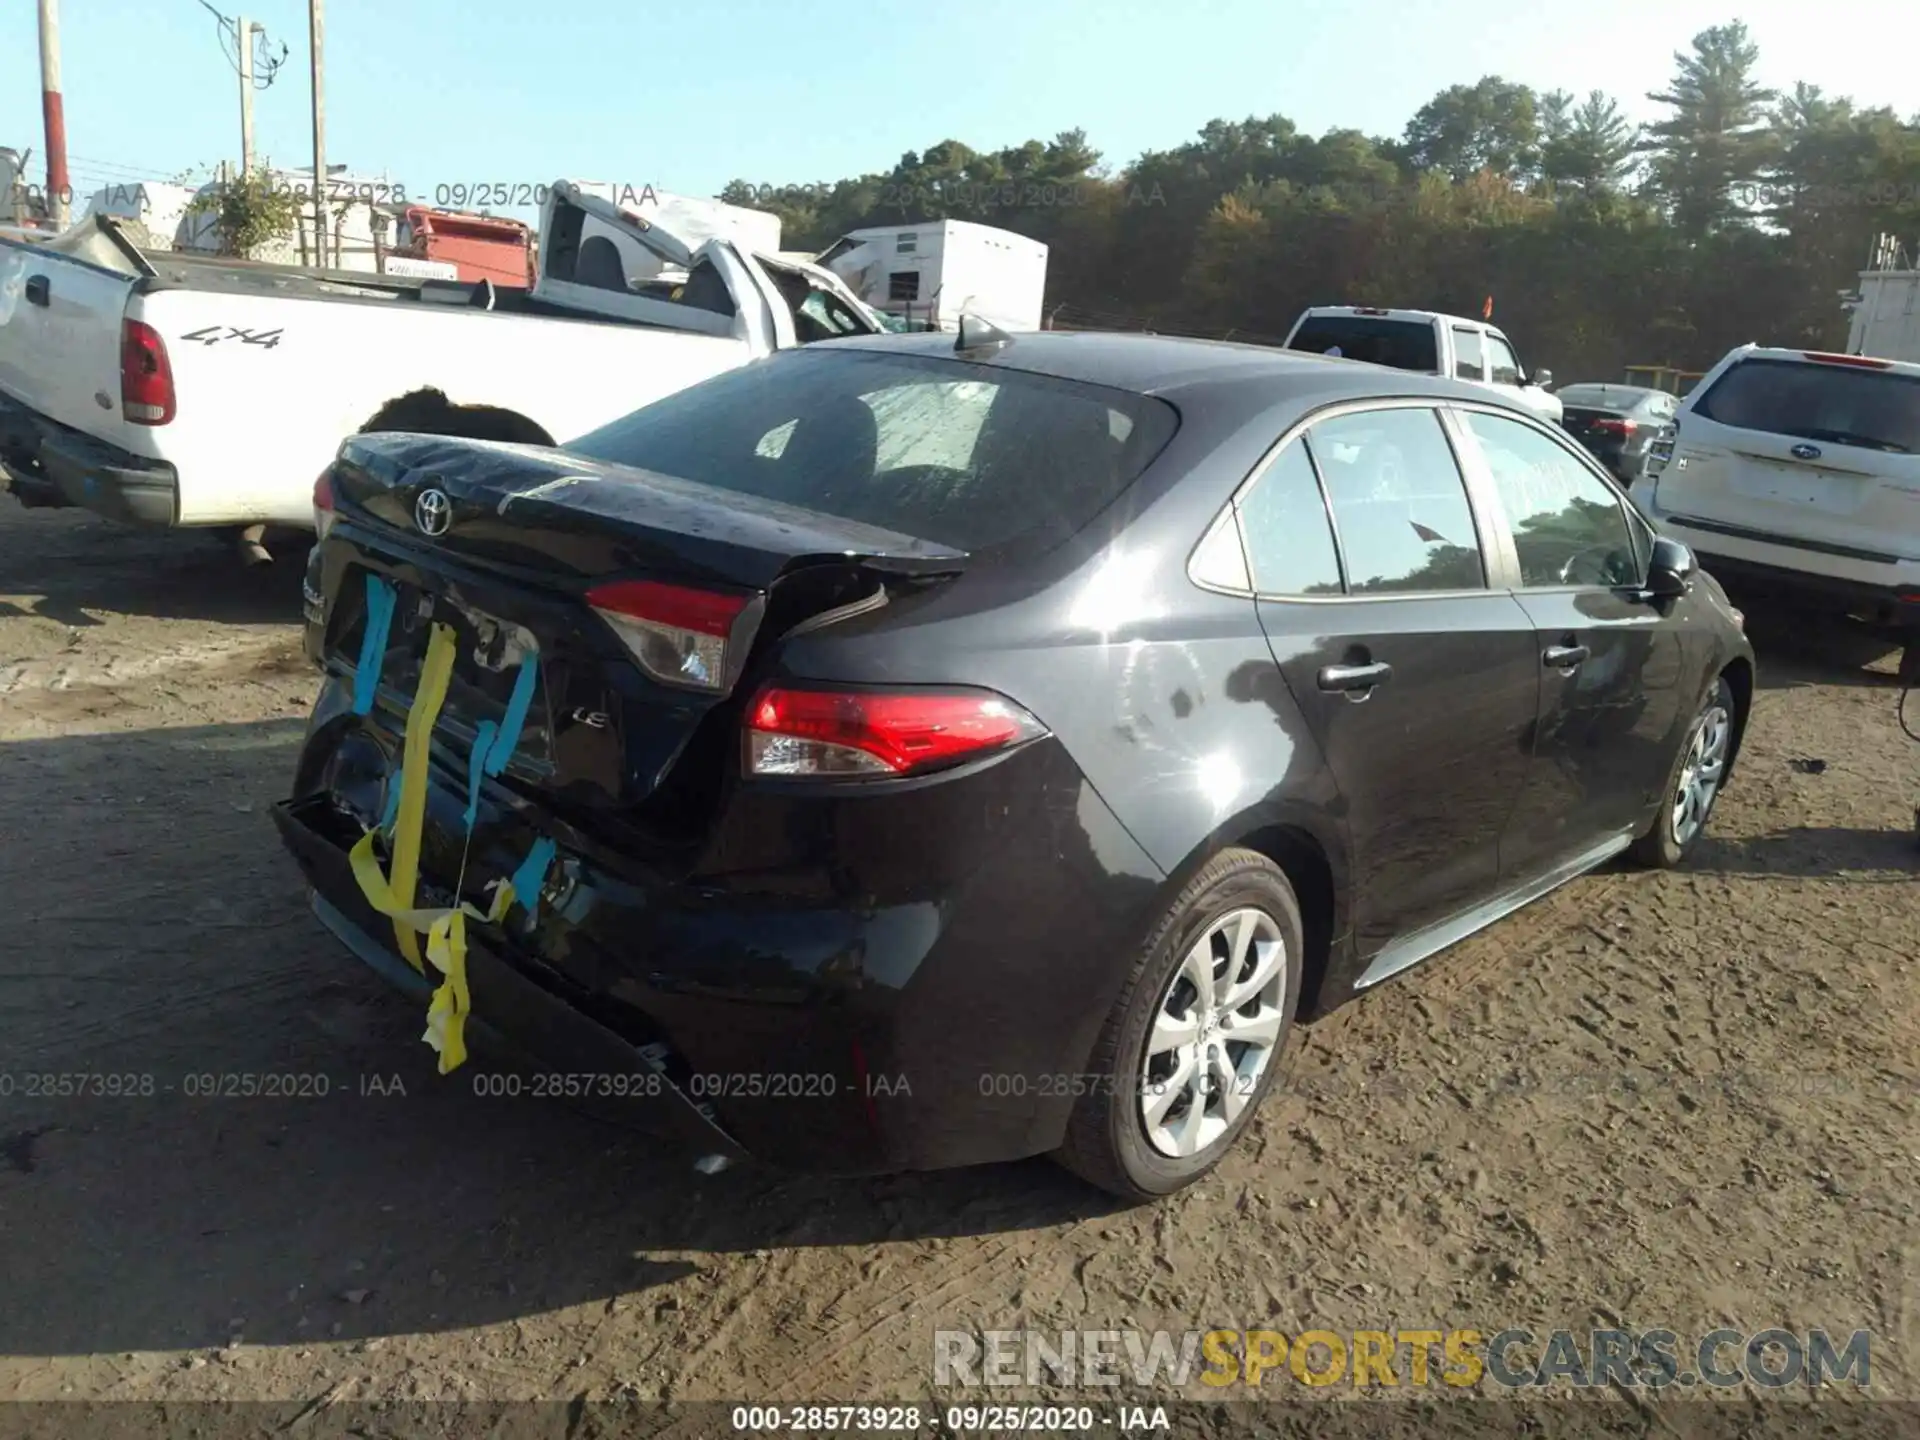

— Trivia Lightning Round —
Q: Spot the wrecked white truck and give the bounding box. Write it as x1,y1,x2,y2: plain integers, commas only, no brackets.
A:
0,180,885,559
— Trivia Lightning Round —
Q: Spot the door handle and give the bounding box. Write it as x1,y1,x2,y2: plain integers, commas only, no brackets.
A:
25,275,50,307
1543,644,1590,669
1317,661,1392,692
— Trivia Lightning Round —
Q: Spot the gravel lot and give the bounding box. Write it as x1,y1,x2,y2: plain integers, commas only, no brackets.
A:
2,499,1916,1428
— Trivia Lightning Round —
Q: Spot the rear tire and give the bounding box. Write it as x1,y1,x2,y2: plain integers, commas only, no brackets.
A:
1628,675,1736,869
1054,848,1303,1202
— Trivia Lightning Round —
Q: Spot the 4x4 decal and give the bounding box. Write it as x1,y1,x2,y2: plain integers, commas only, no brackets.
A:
179,325,283,349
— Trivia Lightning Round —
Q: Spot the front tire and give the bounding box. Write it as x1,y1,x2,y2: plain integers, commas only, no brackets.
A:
1054,848,1303,1201
1629,675,1736,869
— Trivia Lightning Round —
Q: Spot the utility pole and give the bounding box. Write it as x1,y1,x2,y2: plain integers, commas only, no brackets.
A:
238,15,256,176
308,0,327,269
37,0,70,228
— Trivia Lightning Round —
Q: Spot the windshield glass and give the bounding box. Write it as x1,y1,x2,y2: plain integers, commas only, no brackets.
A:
1286,316,1439,372
1692,358,1920,454
1558,386,1654,412
565,349,1179,554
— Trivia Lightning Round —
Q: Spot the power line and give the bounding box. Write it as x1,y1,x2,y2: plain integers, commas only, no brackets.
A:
193,0,288,88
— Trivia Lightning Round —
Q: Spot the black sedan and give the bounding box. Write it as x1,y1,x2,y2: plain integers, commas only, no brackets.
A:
1556,382,1680,483
280,329,1754,1201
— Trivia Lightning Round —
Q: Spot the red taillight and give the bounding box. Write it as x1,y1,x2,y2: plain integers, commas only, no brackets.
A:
744,685,1048,779
1803,351,1891,369
120,319,175,425
1591,417,1638,436
313,467,337,541
586,578,753,693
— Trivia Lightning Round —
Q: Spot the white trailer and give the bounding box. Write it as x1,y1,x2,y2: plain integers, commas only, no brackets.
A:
818,220,1047,332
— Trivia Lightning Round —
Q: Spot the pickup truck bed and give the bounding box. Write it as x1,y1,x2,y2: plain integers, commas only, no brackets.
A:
0,183,881,533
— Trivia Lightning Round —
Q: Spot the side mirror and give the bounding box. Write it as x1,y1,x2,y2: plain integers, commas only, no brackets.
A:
1532,368,1553,390
1645,535,1695,599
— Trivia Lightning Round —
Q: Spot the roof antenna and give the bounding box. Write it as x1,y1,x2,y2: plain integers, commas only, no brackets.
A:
955,313,1011,354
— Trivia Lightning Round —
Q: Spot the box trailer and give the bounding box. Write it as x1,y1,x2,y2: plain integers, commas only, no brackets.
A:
817,220,1047,332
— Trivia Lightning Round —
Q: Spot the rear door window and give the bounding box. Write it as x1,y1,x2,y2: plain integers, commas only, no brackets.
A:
1286,316,1439,372
1236,439,1343,595
565,350,1179,555
1308,407,1485,594
1460,410,1639,588
1451,327,1486,381
1691,357,1920,454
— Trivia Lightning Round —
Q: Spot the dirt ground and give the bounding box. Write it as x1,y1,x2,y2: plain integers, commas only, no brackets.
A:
2,498,1917,1424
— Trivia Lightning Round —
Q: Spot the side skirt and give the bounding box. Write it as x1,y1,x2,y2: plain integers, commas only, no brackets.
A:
1352,828,1637,991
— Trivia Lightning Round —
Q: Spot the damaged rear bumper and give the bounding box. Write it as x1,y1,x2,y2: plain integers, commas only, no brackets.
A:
275,794,749,1165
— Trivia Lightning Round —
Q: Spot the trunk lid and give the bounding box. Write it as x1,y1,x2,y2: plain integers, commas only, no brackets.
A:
321,432,966,837
1657,354,1920,562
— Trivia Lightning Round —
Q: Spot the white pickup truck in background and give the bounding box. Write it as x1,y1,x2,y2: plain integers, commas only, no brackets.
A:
1282,305,1563,424
0,180,884,552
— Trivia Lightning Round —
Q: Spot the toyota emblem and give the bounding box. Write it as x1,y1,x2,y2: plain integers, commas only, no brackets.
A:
413,487,452,537
1790,442,1822,461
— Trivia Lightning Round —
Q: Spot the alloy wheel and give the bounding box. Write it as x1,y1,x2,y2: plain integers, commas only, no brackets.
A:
1139,908,1287,1158
1671,701,1732,847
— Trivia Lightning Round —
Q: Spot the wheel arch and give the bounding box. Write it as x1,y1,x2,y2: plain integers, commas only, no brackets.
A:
1159,803,1352,1022
1719,652,1754,769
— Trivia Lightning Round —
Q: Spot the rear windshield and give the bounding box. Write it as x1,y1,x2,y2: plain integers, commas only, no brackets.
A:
563,348,1179,554
1558,386,1651,413
1692,358,1920,454
1287,316,1439,372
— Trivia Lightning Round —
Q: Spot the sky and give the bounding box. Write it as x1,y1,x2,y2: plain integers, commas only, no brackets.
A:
4,0,1916,214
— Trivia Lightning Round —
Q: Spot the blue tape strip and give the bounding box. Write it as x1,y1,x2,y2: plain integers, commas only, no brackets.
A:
508,838,558,923
485,654,539,777
352,575,397,716
463,719,499,832
380,767,403,833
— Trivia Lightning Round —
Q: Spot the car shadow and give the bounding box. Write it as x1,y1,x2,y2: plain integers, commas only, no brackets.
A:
0,718,1123,1360
0,504,307,628
1693,825,1919,879
1739,604,1909,691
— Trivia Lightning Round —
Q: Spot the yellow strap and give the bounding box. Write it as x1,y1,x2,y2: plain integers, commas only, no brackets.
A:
345,618,529,1074
387,622,458,967
350,826,515,1073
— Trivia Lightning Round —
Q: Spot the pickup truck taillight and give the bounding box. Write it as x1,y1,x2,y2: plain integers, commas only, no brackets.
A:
120,319,176,425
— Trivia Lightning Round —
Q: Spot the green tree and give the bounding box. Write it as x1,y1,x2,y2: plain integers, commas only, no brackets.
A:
1399,77,1541,181
185,163,302,257
1642,21,1776,236
1539,90,1639,192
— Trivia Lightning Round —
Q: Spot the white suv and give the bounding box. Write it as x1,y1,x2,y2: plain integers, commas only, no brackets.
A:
1631,345,1920,632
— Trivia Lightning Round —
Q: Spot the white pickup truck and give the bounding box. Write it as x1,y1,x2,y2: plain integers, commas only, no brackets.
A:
0,181,884,549
1282,305,1563,423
